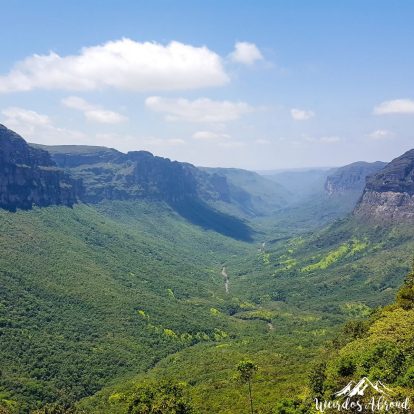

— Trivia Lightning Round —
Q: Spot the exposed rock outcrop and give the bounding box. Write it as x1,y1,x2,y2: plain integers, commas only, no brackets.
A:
34,144,201,204
2,129,253,239
325,161,386,196
354,149,414,220
0,125,81,211
38,144,285,218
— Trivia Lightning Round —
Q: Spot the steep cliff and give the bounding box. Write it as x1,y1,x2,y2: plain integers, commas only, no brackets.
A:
33,143,254,240
0,125,80,211
38,144,286,218
325,161,386,196
354,149,414,220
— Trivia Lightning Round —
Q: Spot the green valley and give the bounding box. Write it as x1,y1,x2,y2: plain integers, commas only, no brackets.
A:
1,125,414,414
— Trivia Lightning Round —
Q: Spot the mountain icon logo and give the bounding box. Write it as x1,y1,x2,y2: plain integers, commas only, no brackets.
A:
334,377,394,398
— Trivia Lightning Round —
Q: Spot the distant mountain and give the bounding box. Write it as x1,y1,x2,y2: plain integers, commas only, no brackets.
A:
256,163,387,232
0,129,252,240
354,149,414,220
261,162,387,203
34,144,200,204
36,146,256,240
200,167,290,216
325,161,386,196
35,144,289,219
0,124,81,211
262,168,329,202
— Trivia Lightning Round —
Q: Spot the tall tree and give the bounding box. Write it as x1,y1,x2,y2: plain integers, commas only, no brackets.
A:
237,360,258,414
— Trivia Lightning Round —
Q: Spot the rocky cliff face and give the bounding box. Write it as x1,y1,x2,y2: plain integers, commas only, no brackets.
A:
0,125,81,211
35,143,253,239
354,149,414,220
36,144,202,204
325,161,386,196
39,144,273,217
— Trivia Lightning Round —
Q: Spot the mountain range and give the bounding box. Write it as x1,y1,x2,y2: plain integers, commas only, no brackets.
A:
1,124,414,413
1,123,397,222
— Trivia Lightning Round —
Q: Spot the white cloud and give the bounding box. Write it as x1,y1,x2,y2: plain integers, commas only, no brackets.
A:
62,96,127,124
192,131,231,141
367,129,394,140
374,99,414,115
2,107,51,127
290,108,315,121
1,106,86,145
229,42,263,65
145,96,254,123
0,39,229,93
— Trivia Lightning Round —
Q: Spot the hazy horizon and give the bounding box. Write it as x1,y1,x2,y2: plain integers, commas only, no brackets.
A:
25,133,389,173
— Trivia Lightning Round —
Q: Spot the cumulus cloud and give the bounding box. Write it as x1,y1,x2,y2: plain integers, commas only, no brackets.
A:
192,131,231,141
367,129,394,140
62,96,127,124
2,107,51,127
145,96,254,123
290,108,315,121
229,42,263,65
1,107,86,145
0,39,229,93
374,99,414,115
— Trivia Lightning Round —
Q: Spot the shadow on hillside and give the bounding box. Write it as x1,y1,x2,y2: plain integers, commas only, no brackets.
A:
170,199,254,242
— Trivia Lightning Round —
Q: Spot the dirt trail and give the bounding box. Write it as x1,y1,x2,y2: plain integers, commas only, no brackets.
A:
221,266,229,294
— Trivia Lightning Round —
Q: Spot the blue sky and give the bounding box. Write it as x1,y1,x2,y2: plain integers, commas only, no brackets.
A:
0,0,413,169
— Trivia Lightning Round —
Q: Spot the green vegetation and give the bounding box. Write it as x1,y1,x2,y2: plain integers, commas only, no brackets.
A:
0,201,250,412
306,265,414,411
236,360,258,414
301,238,368,272
1,197,414,413
126,381,195,414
